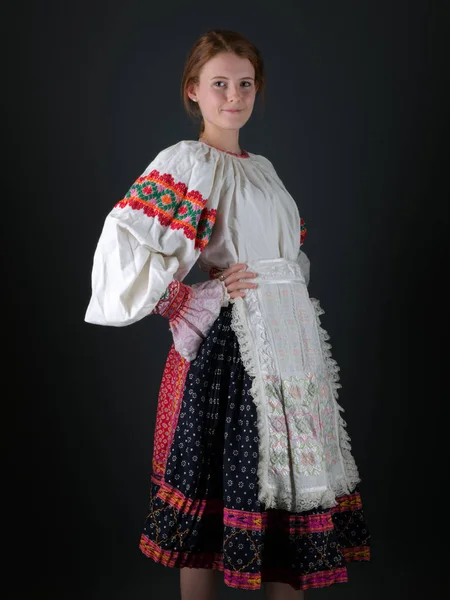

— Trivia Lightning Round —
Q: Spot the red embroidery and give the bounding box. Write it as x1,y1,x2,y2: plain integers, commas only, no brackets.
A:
139,486,370,591
152,345,190,477
115,170,216,251
151,280,193,321
199,141,250,158
300,217,307,246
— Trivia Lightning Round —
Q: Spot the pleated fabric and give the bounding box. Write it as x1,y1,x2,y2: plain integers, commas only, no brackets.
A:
139,305,370,591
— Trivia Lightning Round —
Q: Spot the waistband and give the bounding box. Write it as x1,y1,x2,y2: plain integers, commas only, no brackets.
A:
244,257,306,285
209,257,306,285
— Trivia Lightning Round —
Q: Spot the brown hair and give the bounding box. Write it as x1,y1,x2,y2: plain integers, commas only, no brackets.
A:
181,29,265,137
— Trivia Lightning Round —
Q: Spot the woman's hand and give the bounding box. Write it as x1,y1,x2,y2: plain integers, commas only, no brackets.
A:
213,264,258,299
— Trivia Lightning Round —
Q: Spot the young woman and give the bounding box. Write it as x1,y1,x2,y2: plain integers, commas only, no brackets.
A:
85,29,370,600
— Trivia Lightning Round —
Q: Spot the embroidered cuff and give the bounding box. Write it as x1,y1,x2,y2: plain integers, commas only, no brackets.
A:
152,279,231,361
151,280,191,320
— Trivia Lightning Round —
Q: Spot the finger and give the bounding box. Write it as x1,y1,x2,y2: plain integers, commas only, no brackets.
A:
229,271,257,283
229,263,248,273
216,264,250,282
227,280,257,292
217,264,245,280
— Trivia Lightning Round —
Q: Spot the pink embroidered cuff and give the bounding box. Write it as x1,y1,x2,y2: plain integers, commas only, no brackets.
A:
152,279,231,361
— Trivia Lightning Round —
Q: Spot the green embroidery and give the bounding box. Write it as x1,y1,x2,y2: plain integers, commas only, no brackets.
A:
115,170,216,250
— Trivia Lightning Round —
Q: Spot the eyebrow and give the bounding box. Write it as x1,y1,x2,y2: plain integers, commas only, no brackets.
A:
209,76,255,80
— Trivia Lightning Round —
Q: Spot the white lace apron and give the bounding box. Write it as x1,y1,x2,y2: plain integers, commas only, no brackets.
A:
229,258,361,512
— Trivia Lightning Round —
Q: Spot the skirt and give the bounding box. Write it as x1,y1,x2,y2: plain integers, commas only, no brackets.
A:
139,304,371,591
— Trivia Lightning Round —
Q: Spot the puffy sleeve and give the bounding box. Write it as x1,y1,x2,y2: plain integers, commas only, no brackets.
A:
297,217,310,286
85,141,223,327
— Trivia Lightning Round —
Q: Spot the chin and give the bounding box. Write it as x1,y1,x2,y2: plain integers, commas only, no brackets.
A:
220,123,245,132
220,113,248,124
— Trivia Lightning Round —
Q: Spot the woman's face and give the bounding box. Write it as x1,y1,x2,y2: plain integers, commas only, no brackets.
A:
189,52,257,133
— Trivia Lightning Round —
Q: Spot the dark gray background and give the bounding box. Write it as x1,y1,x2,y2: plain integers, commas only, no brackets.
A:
4,0,448,598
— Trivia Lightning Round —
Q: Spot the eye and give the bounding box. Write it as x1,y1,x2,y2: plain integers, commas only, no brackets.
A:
241,81,252,87
213,81,226,87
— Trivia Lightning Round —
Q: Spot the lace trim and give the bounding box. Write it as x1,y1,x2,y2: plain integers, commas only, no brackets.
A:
309,297,361,494
229,296,274,507
217,278,232,306
231,296,333,511
230,293,361,512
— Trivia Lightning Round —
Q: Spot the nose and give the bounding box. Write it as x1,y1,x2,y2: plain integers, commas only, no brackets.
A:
227,85,242,102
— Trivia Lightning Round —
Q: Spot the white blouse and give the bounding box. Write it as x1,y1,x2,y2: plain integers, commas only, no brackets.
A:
85,139,309,326
84,139,362,514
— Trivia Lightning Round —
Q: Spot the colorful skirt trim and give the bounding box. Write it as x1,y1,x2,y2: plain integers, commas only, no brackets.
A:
139,305,370,591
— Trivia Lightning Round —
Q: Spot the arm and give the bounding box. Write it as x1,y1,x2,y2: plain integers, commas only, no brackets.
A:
85,142,230,361
151,278,231,361
85,142,219,327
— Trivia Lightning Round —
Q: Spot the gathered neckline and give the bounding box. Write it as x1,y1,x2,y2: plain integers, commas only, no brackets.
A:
190,139,250,159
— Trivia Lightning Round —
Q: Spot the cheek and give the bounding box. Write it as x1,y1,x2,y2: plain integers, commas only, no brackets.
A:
205,90,225,107
243,89,256,102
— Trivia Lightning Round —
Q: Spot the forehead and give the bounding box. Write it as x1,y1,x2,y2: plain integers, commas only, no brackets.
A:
200,52,255,78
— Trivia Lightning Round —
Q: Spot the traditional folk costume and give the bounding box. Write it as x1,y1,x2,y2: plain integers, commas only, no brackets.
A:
85,139,371,591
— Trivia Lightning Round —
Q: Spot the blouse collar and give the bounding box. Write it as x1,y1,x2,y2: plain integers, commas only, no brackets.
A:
194,139,250,159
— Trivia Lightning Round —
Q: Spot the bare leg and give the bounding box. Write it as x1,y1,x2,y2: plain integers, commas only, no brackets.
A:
264,582,305,600
180,567,221,600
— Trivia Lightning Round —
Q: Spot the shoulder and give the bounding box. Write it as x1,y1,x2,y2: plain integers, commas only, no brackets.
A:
134,140,220,205
247,151,279,175
142,140,216,178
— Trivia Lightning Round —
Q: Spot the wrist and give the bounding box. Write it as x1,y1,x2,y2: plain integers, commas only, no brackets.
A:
217,278,231,306
152,280,193,321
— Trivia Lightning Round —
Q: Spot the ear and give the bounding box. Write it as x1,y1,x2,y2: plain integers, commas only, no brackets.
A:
187,83,198,102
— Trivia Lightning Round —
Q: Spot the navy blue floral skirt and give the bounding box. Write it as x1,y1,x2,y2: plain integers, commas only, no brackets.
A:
139,305,370,591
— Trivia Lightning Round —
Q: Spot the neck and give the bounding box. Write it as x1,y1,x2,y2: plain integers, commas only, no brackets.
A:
199,126,241,155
